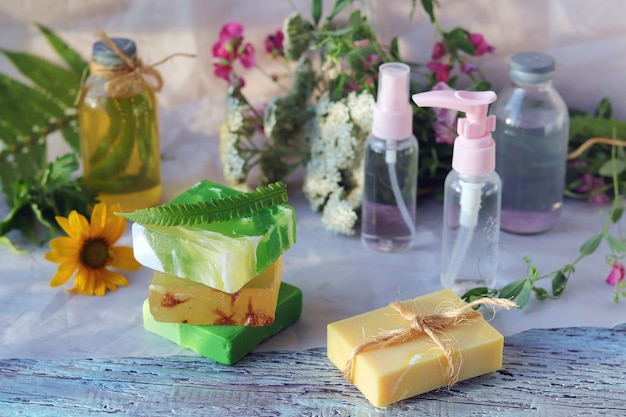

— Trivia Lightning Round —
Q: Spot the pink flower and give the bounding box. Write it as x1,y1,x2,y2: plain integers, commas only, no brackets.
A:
212,22,256,86
213,62,232,82
433,119,457,145
575,174,609,204
461,62,478,74
430,82,458,144
431,41,446,60
212,42,232,61
264,30,284,56
218,22,244,43
589,193,610,205
239,43,255,68
606,261,625,285
426,61,451,82
467,33,495,57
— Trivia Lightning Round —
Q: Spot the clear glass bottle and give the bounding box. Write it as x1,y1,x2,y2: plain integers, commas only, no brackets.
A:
361,62,418,253
491,51,569,234
413,89,501,294
78,37,162,212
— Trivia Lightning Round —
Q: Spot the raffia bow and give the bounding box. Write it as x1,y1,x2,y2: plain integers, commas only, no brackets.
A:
89,29,195,98
343,297,518,387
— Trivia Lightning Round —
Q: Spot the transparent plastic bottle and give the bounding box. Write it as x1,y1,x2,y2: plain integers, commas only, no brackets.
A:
413,90,501,294
441,171,501,293
78,37,162,212
361,63,418,253
491,51,569,234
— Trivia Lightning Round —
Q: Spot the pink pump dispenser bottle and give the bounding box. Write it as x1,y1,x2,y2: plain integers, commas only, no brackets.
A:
413,90,501,293
361,63,419,253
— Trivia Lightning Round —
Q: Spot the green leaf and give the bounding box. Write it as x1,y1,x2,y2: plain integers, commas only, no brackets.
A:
447,27,474,55
610,205,624,223
594,97,612,119
60,124,81,155
569,114,626,144
118,182,289,226
579,233,603,255
389,37,400,61
327,0,351,21
460,286,491,303
312,0,322,26
0,236,29,254
516,279,533,309
606,234,626,254
348,10,361,31
35,22,87,75
1,50,81,108
41,153,78,189
551,271,568,297
420,0,436,23
498,278,527,300
532,286,549,300
468,80,491,92
598,158,626,177
0,73,67,130
321,27,353,38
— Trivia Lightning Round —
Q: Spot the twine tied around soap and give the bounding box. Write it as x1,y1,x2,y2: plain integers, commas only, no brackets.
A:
343,297,518,387
89,29,196,98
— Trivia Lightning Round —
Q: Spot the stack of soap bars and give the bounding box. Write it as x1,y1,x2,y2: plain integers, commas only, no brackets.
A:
129,180,302,365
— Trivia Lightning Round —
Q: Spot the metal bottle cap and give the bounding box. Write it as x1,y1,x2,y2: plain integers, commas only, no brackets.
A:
510,51,555,84
92,38,137,67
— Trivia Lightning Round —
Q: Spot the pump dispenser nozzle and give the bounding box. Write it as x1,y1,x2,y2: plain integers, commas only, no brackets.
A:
412,90,496,177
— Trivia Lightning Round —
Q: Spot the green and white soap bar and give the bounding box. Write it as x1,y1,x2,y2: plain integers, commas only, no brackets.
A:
131,180,296,293
143,282,303,365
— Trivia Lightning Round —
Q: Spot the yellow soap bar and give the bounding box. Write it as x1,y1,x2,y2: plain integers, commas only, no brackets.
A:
148,256,283,326
327,289,504,407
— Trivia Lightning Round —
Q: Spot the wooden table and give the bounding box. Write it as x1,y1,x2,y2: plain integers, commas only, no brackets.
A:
1,324,624,416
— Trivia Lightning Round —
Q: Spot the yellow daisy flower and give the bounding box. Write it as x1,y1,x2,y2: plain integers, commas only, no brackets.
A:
45,201,140,296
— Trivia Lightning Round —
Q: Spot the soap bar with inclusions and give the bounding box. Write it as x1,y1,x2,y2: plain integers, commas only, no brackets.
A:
148,256,283,326
131,180,296,293
143,282,303,365
327,289,504,407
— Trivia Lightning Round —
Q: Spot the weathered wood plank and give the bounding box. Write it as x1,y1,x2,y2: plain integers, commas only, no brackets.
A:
1,325,624,416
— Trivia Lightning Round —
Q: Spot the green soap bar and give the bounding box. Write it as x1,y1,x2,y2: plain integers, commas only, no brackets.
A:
143,282,303,365
132,180,296,293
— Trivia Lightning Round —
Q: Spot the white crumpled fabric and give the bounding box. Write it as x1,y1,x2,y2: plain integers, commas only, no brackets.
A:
0,0,625,360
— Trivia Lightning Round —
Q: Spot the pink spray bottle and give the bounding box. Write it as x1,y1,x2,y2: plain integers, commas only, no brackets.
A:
361,63,419,253
412,90,501,293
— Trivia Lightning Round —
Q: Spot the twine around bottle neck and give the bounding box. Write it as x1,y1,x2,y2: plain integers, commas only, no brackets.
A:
89,29,195,98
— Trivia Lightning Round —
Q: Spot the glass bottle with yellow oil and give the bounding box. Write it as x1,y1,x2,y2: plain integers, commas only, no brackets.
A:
78,37,162,212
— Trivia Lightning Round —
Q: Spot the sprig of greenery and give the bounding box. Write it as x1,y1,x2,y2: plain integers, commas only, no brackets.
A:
0,23,98,245
117,182,288,226
0,153,97,245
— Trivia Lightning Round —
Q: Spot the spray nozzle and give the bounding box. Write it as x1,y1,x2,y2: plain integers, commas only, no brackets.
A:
372,62,413,141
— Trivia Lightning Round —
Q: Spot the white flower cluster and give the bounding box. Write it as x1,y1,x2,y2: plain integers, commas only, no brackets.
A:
303,90,375,235
219,95,250,190
321,189,358,236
